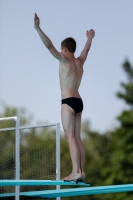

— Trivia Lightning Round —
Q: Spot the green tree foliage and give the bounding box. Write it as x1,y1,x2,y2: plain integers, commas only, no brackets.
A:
117,59,133,106
104,59,133,200
60,120,113,200
0,103,33,126
60,58,133,200
0,58,133,199
0,105,56,198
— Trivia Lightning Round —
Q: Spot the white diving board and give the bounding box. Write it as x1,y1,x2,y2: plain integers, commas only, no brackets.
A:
0,184,133,198
0,179,90,186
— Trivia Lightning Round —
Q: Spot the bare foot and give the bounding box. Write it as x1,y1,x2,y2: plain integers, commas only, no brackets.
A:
62,172,84,182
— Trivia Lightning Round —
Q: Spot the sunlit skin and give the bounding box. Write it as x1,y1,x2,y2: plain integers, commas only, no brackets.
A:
34,13,95,181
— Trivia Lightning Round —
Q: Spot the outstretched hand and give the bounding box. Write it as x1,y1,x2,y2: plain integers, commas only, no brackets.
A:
34,13,40,30
86,29,95,39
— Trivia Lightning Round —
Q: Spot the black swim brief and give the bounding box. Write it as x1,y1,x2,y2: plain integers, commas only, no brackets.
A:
61,97,83,113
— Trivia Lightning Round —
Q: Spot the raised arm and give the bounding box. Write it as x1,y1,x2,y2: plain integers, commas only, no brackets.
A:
78,29,95,63
34,13,62,60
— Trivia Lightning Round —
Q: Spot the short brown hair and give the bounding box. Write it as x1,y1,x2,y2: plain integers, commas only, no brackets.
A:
61,37,76,53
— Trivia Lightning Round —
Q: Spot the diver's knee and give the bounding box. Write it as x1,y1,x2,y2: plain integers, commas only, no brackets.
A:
64,131,74,143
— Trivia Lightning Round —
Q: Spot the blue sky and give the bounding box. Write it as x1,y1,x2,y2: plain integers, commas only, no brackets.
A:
0,0,133,132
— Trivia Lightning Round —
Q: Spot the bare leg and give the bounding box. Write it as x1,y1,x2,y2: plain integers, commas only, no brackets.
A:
75,113,85,179
61,104,82,181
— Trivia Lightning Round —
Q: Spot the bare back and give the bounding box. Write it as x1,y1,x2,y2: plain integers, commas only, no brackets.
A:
34,15,94,100
59,57,83,99
34,16,95,100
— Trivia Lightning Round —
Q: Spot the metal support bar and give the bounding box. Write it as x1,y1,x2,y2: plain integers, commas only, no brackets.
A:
0,116,17,121
0,123,58,132
15,117,20,200
56,123,60,200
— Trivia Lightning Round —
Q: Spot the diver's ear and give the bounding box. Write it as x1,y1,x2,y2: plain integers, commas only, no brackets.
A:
64,47,68,52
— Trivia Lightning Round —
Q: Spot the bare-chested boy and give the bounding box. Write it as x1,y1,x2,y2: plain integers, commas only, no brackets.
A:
34,13,95,182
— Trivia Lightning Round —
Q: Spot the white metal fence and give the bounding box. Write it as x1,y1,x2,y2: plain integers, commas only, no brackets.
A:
0,116,60,200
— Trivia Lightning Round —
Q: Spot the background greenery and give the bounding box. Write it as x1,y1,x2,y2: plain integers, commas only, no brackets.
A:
0,58,133,199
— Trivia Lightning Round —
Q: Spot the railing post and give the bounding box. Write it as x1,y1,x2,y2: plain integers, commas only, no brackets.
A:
56,123,60,200
15,116,20,200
